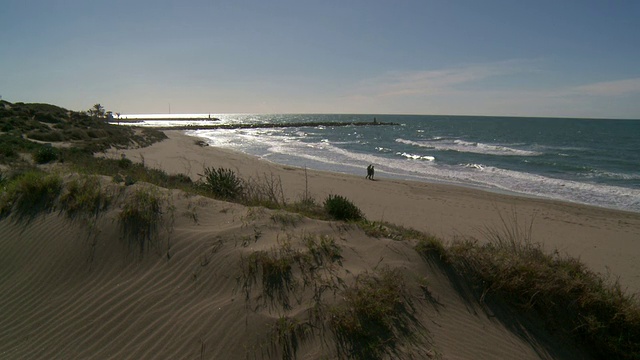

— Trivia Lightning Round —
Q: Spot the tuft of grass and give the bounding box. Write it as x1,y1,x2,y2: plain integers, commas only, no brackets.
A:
270,316,312,360
59,175,113,220
240,234,344,311
198,166,244,200
329,267,414,360
304,234,343,267
414,233,448,262
323,194,364,222
118,187,163,254
270,211,303,228
240,241,299,309
0,171,63,222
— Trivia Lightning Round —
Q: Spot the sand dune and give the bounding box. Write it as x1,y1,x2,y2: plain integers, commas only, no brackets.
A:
2,130,638,359
1,181,593,359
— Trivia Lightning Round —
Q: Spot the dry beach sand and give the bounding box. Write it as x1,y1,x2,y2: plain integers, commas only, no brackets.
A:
1,130,639,359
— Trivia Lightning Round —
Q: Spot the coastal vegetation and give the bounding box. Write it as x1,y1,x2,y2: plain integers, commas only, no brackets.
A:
1,100,639,358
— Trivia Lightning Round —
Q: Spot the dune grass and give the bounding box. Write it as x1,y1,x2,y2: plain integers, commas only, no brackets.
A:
329,267,415,360
118,186,164,254
58,175,113,221
0,170,63,222
446,238,640,359
270,315,312,360
413,212,640,360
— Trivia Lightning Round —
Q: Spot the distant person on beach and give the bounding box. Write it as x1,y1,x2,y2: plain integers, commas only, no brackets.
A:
366,164,375,180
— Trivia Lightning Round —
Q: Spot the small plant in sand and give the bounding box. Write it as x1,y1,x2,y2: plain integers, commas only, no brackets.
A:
270,211,303,228
329,267,415,360
270,315,312,360
118,187,163,254
240,240,299,309
323,194,363,222
304,234,343,267
199,166,244,200
32,145,59,164
240,234,344,311
0,171,63,221
59,175,113,220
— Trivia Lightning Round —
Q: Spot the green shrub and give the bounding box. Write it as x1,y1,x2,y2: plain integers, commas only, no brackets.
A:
199,167,244,200
118,187,163,253
323,194,363,221
118,156,133,169
0,171,63,221
32,146,59,164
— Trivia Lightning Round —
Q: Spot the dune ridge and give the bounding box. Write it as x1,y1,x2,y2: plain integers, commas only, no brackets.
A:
1,176,594,359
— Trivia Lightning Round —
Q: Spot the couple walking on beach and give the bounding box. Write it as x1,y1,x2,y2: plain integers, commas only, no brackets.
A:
366,164,375,180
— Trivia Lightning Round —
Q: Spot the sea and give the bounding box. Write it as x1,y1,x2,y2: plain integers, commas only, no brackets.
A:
114,114,640,213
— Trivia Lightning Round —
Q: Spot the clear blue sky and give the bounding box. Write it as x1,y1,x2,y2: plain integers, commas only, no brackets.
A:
1,0,639,118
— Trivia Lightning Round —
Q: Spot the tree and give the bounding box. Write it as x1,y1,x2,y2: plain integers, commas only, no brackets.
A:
89,103,105,118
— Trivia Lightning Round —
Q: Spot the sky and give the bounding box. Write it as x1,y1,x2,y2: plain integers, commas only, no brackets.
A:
1,0,639,118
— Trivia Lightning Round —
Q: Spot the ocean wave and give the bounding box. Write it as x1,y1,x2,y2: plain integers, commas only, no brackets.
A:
396,138,541,156
463,163,486,170
397,152,435,161
458,165,640,212
376,147,393,153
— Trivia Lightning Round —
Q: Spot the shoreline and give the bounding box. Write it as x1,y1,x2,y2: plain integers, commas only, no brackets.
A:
107,130,640,294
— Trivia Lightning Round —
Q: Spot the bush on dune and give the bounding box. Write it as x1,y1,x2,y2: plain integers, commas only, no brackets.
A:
198,166,244,200
413,209,640,360
446,238,640,359
323,194,364,221
0,171,63,221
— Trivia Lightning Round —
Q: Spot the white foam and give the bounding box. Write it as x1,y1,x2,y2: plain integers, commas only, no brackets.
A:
396,138,541,156
397,152,436,161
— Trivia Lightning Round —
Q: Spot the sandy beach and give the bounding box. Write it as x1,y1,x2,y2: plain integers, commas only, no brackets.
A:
1,129,638,359
115,131,640,294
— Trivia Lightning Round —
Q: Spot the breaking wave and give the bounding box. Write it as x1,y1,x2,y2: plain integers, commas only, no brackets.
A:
396,138,541,156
